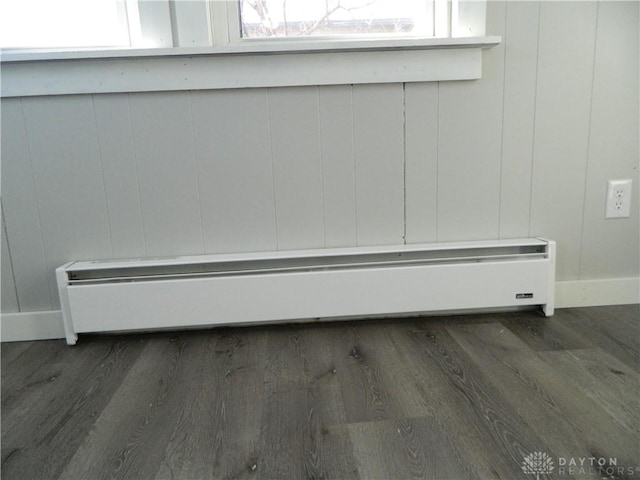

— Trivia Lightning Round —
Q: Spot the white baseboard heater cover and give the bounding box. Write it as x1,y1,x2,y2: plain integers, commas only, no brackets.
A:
57,238,556,345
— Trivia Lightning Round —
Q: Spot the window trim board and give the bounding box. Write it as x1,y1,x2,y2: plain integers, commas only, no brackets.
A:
0,36,500,97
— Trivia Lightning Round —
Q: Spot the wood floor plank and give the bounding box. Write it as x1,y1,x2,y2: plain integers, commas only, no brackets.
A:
322,323,390,423
296,326,361,480
557,305,640,370
256,325,311,479
542,347,640,436
2,336,146,480
155,328,267,480
262,325,309,392
579,304,640,335
445,322,605,462
1,305,638,480
0,341,33,368
59,333,192,480
1,340,68,401
325,321,431,424
258,386,308,480
446,321,639,468
296,324,350,428
258,324,360,480
348,417,467,480
500,310,593,351
392,321,553,479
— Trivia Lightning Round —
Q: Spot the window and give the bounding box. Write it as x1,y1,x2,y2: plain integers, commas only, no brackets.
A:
0,0,485,51
0,0,131,49
239,0,436,39
0,0,497,97
0,0,202,50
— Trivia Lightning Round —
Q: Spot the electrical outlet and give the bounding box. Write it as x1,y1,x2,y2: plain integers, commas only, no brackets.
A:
605,179,632,218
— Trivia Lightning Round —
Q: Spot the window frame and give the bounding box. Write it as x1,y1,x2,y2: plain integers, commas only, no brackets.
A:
0,0,500,98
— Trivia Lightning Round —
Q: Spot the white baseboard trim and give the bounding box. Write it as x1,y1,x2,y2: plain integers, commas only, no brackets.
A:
1,310,65,342
555,277,640,308
2,277,638,342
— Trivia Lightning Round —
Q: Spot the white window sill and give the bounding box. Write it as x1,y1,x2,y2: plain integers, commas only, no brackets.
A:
0,36,500,97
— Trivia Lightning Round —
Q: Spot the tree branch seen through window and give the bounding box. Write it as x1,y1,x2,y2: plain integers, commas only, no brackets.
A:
240,0,433,38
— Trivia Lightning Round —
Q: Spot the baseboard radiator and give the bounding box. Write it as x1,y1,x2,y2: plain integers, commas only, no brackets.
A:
56,238,556,345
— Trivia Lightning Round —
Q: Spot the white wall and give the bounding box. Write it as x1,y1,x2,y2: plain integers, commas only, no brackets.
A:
1,1,638,314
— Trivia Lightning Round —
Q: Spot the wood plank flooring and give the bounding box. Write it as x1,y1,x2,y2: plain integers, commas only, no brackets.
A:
2,305,639,479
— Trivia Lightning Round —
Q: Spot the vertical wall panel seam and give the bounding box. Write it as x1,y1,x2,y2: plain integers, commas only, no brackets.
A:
90,94,115,258
402,82,407,245
497,2,509,239
347,85,356,246
265,89,279,250
350,85,359,245
1,204,21,311
577,0,601,280
435,82,440,242
18,98,54,309
187,91,206,254
527,1,543,238
126,93,149,256
316,86,327,248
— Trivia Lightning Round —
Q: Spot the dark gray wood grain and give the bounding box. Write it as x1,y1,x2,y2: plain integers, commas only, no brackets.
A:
445,322,609,462
446,321,640,469
1,305,638,480
348,417,467,480
558,305,640,370
543,347,640,436
0,341,32,368
59,334,188,480
2,337,146,480
326,321,429,424
500,310,593,351
1,340,68,402
258,324,360,480
156,328,268,480
396,322,553,480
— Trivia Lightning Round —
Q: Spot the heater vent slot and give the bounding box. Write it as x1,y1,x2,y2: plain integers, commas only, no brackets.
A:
67,244,546,285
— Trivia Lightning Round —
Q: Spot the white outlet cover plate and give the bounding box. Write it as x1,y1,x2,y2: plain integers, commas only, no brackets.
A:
606,179,632,218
